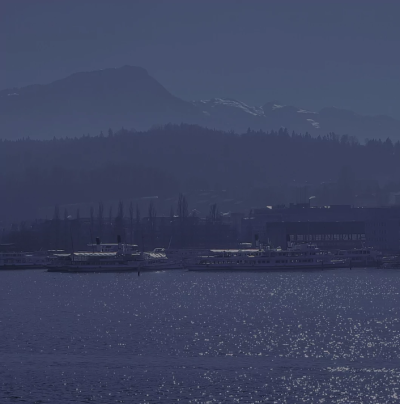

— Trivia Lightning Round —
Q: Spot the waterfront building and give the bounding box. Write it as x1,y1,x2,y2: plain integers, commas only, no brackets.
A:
242,204,400,252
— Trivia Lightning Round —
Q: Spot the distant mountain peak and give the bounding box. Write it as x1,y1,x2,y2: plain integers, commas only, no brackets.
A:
68,65,149,78
49,65,151,88
1,66,400,141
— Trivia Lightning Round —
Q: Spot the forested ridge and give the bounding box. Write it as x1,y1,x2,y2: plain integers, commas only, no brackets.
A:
1,124,399,221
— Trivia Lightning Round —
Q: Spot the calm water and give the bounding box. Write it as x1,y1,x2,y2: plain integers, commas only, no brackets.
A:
1,268,400,403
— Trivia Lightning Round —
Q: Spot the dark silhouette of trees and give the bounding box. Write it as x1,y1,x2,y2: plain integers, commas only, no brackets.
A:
53,205,60,250
108,206,113,241
97,202,104,240
2,124,400,224
115,201,125,240
89,206,95,245
177,193,188,218
129,202,134,244
63,208,69,250
147,201,157,246
177,193,189,246
208,203,220,223
135,204,141,247
74,208,81,251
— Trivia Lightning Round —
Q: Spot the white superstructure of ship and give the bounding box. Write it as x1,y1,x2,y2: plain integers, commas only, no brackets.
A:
47,237,182,273
332,246,382,267
153,247,213,264
187,243,348,271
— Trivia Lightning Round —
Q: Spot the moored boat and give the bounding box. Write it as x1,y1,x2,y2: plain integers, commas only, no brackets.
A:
47,239,183,273
333,246,382,268
47,251,140,272
187,243,348,271
137,251,183,271
47,238,141,272
153,247,213,265
0,251,49,270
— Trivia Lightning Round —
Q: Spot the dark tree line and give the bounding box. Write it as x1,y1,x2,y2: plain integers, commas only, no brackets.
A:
1,124,400,222
2,193,236,252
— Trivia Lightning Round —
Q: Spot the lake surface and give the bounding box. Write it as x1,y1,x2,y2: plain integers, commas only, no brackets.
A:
1,268,400,403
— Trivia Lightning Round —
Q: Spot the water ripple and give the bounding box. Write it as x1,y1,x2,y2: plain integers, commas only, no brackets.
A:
1,268,400,402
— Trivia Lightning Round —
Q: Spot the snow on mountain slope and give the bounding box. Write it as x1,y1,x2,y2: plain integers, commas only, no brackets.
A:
196,98,265,117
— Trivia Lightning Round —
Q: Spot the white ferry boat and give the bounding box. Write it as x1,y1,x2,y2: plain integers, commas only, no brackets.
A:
188,243,347,271
47,240,182,273
47,251,140,272
137,251,183,271
0,251,49,270
86,241,138,254
47,240,138,272
153,247,213,265
381,255,400,269
333,247,382,268
48,251,182,273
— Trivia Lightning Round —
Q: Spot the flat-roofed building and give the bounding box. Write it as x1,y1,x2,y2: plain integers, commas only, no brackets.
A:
242,204,400,252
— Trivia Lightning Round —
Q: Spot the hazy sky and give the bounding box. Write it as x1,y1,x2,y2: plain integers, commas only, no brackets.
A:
2,0,400,117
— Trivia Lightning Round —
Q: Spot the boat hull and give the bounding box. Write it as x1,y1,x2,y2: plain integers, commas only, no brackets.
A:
47,265,138,273
347,261,379,268
48,262,184,273
0,265,48,270
188,262,348,271
139,263,184,271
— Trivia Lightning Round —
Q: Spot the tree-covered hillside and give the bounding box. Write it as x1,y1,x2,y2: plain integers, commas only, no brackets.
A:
0,124,399,221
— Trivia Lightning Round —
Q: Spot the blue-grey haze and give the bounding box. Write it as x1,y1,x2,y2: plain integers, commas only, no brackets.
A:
1,0,400,118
